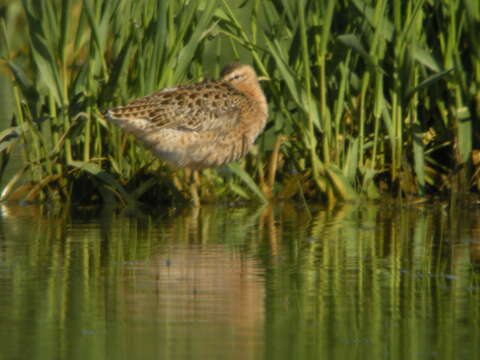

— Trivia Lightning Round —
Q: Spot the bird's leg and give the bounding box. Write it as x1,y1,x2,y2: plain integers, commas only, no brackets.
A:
192,170,202,206
185,169,201,207
193,170,201,188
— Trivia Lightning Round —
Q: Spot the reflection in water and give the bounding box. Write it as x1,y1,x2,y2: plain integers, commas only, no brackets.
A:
0,201,479,359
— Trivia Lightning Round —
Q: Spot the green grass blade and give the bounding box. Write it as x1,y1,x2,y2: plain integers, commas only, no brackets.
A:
405,68,454,100
413,125,425,195
228,163,267,203
325,164,358,201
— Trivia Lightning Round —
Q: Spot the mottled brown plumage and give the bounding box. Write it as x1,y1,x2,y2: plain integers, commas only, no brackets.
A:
105,63,268,169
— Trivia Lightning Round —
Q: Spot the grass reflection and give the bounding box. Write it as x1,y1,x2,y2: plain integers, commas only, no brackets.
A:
0,202,479,359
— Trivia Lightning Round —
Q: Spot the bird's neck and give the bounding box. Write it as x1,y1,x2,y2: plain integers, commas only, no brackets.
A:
234,81,268,116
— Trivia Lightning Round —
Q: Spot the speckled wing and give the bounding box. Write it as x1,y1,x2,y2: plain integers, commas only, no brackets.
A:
106,82,248,134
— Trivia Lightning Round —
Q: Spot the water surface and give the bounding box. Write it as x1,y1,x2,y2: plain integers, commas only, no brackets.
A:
0,201,479,359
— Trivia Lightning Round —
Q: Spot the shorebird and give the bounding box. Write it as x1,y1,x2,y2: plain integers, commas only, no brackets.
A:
105,63,268,205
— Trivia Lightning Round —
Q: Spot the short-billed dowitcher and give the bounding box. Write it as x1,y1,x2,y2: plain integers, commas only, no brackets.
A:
105,63,268,204
105,63,268,169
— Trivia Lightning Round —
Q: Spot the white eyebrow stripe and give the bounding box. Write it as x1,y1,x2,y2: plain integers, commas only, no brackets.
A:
161,87,178,92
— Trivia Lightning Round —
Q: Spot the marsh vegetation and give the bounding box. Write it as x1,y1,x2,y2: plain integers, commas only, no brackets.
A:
0,0,479,205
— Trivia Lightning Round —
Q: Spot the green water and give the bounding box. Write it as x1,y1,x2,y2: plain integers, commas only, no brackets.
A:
0,202,479,359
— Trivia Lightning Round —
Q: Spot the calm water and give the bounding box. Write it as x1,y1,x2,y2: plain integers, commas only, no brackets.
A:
0,201,479,360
